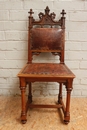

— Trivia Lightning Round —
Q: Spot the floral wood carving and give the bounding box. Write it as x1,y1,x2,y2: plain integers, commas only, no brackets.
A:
28,6,66,28
38,6,56,25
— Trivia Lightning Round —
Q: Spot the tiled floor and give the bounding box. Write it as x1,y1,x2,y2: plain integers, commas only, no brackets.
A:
0,96,87,130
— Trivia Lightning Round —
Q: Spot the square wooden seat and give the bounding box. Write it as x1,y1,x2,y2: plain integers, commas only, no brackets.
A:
18,63,74,79
17,6,75,124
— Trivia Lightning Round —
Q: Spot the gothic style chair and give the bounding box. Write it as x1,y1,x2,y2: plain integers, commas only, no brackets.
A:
17,6,75,124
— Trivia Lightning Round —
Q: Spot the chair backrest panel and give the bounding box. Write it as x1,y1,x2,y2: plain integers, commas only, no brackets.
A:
28,6,66,63
30,28,64,51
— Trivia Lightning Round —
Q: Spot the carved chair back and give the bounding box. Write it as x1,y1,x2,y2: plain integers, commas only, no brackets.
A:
28,6,66,64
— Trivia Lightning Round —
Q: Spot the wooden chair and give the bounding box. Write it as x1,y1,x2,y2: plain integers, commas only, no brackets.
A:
17,6,75,124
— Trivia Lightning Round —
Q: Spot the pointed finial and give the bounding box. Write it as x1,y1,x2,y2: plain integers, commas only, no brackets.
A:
45,6,50,14
61,9,66,17
28,9,34,17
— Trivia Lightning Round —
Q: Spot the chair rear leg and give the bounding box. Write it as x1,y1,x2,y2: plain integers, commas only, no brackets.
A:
28,82,32,104
58,83,62,104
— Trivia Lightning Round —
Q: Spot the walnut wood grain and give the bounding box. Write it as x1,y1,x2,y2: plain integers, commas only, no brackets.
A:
17,6,75,124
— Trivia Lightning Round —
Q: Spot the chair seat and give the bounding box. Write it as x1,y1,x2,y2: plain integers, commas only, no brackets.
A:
18,63,75,79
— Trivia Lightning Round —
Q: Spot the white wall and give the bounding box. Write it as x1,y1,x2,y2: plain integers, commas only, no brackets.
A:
0,0,87,97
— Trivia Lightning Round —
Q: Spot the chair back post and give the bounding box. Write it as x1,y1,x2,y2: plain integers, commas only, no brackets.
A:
61,9,66,29
28,9,34,63
60,9,66,64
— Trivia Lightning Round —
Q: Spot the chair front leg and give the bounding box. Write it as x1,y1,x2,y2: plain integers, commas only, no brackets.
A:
64,79,73,124
20,78,27,124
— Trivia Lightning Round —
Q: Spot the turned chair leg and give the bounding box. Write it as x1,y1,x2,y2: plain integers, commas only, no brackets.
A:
28,82,32,104
20,78,27,124
64,79,73,124
58,83,62,104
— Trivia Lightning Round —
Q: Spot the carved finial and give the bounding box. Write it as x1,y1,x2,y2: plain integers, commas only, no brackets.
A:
61,9,66,17
28,9,34,17
39,12,44,19
45,6,50,14
50,12,56,19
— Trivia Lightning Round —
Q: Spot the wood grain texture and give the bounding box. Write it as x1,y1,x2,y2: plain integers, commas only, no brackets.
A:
17,6,75,124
